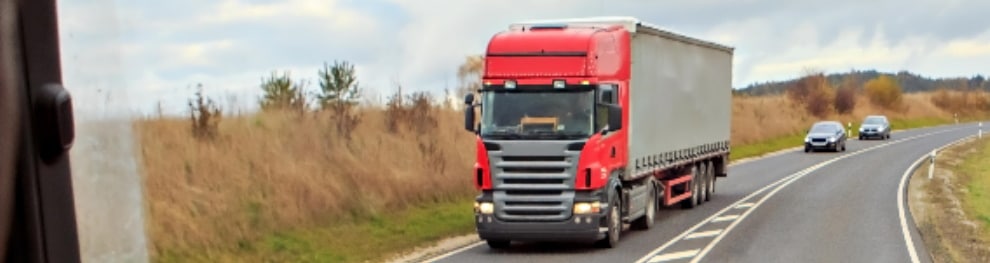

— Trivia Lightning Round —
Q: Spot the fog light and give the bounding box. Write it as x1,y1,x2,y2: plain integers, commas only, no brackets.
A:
574,202,601,214
475,202,494,214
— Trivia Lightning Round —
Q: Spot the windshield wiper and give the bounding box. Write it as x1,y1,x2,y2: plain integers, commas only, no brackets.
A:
484,130,522,139
524,130,569,139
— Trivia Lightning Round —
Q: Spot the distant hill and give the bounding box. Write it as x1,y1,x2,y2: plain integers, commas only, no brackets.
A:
736,70,990,96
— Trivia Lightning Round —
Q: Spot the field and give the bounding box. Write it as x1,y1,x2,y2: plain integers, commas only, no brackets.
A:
137,90,988,262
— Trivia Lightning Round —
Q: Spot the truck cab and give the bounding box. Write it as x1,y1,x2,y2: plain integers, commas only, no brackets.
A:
462,17,733,249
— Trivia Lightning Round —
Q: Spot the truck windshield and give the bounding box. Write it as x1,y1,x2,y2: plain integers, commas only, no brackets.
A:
479,89,595,140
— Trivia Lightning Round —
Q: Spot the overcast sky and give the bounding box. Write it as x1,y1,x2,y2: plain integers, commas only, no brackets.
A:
58,0,990,119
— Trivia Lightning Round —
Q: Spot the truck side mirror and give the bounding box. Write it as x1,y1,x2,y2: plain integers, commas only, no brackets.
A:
464,93,476,132
464,105,475,132
464,93,475,105
607,104,622,131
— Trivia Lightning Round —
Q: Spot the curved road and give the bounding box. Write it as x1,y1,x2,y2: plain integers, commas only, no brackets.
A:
431,123,984,263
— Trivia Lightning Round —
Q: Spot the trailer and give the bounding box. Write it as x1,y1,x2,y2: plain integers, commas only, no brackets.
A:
461,16,733,249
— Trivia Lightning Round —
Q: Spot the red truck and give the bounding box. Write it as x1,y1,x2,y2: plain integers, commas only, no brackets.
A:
462,16,734,248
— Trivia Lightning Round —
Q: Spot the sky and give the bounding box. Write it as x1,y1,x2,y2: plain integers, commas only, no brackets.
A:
57,0,990,119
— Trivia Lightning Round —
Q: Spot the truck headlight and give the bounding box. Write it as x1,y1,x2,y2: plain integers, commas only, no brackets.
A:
504,80,516,89
573,202,601,214
475,202,494,214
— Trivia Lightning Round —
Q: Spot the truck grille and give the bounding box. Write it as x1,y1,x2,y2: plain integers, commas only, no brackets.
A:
492,155,576,222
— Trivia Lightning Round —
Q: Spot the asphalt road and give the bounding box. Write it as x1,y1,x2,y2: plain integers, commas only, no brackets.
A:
431,123,984,263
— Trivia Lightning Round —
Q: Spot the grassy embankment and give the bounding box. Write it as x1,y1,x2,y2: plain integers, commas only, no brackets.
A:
910,135,990,262
139,91,987,262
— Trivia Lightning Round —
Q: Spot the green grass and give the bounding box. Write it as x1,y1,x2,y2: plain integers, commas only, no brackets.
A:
960,138,990,239
889,117,952,131
156,196,476,263
730,133,806,161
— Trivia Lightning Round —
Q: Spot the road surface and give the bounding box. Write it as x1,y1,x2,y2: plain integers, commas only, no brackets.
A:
431,123,983,263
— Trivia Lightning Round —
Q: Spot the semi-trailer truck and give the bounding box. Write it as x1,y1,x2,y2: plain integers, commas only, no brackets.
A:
462,16,734,249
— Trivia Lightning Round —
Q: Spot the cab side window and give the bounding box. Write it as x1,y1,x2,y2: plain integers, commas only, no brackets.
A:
596,84,618,131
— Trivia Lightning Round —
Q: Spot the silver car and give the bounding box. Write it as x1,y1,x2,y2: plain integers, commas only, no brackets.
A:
858,115,891,140
804,121,847,153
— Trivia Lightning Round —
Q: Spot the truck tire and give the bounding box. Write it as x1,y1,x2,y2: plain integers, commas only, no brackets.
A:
681,165,700,209
486,240,510,249
698,162,708,203
632,181,656,230
596,190,622,248
705,161,715,202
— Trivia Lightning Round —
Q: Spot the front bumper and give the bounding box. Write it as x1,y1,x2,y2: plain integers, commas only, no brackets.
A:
859,131,885,137
475,190,607,242
475,214,606,241
805,142,837,149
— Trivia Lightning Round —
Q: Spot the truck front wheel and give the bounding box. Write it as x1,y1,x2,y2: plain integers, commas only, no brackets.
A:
596,191,622,248
486,240,510,249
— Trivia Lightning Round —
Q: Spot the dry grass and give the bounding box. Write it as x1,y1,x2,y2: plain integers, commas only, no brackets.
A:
137,106,476,259
138,90,990,261
731,92,982,146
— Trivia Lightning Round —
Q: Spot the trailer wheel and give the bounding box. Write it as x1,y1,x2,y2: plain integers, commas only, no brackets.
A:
632,181,656,230
596,191,622,248
486,240,510,249
698,162,708,204
681,165,700,209
705,161,715,202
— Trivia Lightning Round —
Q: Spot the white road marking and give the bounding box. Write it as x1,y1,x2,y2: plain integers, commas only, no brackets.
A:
648,249,699,263
734,203,754,209
896,133,978,263
422,241,484,263
711,215,739,223
684,230,722,240
635,128,960,263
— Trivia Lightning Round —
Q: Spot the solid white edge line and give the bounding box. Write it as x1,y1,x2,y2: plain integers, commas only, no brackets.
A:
897,151,926,263
896,133,977,263
421,241,484,263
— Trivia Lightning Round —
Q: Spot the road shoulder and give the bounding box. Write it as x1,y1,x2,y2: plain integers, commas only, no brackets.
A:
908,136,990,263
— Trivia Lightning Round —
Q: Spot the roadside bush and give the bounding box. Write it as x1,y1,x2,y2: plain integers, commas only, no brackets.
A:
864,75,904,110
317,60,362,139
188,83,222,140
834,75,858,114
258,71,307,113
786,72,834,117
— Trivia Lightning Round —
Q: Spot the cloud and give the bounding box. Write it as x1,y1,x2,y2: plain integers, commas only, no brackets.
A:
57,0,990,117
